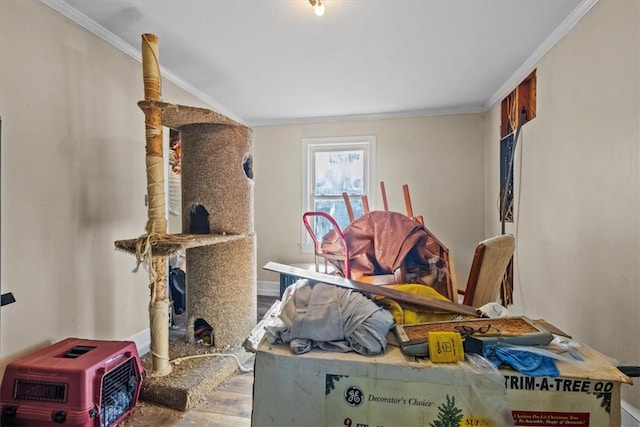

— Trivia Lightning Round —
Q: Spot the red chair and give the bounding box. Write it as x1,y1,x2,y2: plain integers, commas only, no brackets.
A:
302,211,351,279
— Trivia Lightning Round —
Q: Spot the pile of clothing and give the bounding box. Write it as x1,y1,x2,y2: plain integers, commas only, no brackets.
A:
265,279,394,355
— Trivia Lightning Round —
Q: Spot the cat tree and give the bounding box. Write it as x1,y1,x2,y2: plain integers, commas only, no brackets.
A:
115,34,256,410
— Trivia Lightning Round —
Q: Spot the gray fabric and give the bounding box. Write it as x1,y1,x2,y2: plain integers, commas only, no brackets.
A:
265,279,395,355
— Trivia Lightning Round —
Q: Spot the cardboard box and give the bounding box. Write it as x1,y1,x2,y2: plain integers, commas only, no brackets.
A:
252,342,631,427
502,345,631,426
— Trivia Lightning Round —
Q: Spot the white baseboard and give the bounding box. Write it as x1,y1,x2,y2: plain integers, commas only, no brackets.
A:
622,400,640,427
127,328,151,356
257,280,279,297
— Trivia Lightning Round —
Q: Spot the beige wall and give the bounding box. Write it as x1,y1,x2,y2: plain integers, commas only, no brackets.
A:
2,0,638,410
0,1,206,364
253,114,487,286
484,0,639,405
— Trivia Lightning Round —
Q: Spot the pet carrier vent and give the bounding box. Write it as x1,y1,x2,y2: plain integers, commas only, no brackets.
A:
14,380,67,403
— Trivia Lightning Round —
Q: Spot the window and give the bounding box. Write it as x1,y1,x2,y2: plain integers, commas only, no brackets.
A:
301,136,376,251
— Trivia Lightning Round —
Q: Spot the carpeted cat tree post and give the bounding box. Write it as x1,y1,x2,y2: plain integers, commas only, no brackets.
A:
139,33,171,377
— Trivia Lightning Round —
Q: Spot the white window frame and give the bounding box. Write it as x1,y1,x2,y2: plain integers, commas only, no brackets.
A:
300,135,376,252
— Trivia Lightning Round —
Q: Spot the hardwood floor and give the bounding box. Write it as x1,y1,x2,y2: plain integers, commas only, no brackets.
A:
122,295,277,427
122,365,255,427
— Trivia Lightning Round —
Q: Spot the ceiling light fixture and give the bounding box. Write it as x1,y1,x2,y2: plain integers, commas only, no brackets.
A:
309,0,325,16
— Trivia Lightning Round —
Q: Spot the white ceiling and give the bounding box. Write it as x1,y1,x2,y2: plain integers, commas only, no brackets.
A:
44,0,596,126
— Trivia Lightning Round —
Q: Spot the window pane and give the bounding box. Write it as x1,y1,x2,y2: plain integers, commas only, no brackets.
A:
314,150,364,196
313,198,363,235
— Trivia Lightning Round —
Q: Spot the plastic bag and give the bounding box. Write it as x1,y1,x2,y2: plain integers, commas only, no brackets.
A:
454,353,515,426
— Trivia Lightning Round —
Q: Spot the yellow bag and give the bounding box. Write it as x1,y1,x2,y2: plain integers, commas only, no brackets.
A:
375,284,458,325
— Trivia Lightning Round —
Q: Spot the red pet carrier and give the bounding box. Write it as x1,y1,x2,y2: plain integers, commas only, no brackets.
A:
1,337,145,426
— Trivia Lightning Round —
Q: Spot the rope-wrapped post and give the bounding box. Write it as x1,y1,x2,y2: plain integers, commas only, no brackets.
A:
141,33,171,377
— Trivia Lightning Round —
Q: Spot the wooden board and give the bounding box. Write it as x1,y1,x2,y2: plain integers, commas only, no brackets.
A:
263,262,482,318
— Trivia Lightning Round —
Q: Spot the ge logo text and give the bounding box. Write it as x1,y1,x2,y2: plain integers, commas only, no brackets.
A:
344,386,364,407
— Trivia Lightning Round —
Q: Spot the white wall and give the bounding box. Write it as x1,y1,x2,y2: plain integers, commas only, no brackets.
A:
0,0,206,365
253,114,486,286
484,0,639,406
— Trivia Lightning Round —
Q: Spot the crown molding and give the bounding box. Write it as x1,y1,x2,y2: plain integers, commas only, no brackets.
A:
485,0,599,110
246,104,486,127
40,0,246,126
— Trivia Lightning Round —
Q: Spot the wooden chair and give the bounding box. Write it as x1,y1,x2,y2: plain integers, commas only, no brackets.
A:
458,234,515,307
357,264,407,285
342,192,369,223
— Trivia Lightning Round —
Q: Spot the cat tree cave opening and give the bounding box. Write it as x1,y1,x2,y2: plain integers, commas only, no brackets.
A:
189,203,210,234
243,153,253,180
